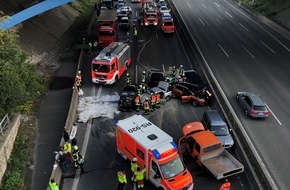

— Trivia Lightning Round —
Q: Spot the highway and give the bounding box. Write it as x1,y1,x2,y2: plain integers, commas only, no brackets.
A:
171,0,290,189
61,0,254,189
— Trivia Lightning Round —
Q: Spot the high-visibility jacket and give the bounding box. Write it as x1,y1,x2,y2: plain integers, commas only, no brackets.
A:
126,76,131,84
141,74,146,83
143,100,150,110
151,95,156,104
220,181,231,190
72,150,79,161
63,142,72,154
118,171,127,183
135,96,140,105
135,168,146,181
49,181,59,190
131,161,138,172
155,94,161,103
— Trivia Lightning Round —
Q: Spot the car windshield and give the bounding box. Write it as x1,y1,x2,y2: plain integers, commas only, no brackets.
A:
99,31,114,36
159,156,185,179
92,64,110,72
211,125,229,136
120,91,135,97
164,21,173,26
253,105,267,111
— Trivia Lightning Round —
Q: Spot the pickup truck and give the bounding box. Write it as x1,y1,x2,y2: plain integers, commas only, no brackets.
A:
178,122,244,180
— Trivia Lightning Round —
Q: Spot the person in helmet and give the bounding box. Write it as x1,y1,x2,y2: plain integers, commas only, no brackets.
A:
171,66,176,77
155,92,161,109
72,145,80,168
179,65,184,77
126,72,131,86
134,94,141,112
143,97,150,115
131,157,138,181
181,73,187,82
150,92,156,111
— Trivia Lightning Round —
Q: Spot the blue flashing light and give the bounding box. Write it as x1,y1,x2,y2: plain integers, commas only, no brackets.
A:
170,141,178,151
114,121,118,125
152,149,161,159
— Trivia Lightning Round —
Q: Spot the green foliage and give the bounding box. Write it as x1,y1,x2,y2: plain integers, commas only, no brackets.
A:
72,0,100,20
0,29,44,117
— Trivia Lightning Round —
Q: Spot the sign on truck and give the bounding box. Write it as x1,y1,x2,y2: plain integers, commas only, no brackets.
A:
97,10,117,49
178,122,244,180
91,42,131,84
116,115,194,190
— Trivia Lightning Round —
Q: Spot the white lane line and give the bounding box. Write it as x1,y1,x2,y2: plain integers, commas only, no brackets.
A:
199,18,205,26
216,18,222,25
223,0,290,52
218,43,229,57
266,104,282,125
241,44,255,58
259,40,276,53
187,3,191,8
135,65,138,83
201,3,206,8
239,23,249,32
214,2,221,7
225,11,233,18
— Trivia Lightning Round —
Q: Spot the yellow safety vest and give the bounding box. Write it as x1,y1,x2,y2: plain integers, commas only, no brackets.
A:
63,142,72,154
135,169,146,181
131,162,138,172
118,171,127,183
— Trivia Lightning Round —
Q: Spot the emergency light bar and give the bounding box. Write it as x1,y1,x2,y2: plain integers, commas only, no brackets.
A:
152,141,178,159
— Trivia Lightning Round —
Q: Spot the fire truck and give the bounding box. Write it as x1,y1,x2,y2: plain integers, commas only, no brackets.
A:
161,13,175,33
142,2,158,26
91,42,131,84
97,10,117,49
116,115,194,190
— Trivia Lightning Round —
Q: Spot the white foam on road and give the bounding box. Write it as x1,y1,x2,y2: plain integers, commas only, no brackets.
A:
77,94,120,122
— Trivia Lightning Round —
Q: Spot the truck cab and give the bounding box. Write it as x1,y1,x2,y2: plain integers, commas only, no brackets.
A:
142,2,158,26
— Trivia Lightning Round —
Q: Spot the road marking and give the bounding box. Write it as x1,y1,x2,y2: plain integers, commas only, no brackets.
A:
216,18,222,25
225,11,233,18
187,3,191,8
223,0,290,52
239,23,249,32
241,44,255,58
201,3,206,9
199,18,205,26
266,104,282,125
214,2,220,7
218,43,229,57
259,40,276,53
135,65,138,84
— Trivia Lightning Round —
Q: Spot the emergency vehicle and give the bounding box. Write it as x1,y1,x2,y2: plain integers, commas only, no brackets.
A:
142,2,158,26
91,42,131,84
116,115,194,190
161,13,175,34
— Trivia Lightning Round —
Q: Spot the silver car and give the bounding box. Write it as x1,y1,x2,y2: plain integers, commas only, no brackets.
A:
236,92,269,118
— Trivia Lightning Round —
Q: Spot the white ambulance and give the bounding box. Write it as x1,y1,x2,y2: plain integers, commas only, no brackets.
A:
116,115,194,190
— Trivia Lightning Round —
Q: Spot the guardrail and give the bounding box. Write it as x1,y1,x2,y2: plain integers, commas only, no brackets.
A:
0,114,10,136
167,0,277,190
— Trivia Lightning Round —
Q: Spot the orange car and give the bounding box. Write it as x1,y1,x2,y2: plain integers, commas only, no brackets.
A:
171,82,210,106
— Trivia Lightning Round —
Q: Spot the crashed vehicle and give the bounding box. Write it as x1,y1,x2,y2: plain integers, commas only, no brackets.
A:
184,70,207,91
147,70,165,87
118,85,136,111
149,81,172,101
171,82,213,106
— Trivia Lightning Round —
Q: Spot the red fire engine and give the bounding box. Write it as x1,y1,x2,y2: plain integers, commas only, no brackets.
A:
142,2,158,26
91,42,131,85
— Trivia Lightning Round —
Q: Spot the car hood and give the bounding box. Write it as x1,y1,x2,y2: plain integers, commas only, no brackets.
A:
217,135,234,146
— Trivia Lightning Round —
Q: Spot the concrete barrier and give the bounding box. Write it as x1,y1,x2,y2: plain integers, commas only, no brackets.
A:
168,0,277,189
0,114,21,185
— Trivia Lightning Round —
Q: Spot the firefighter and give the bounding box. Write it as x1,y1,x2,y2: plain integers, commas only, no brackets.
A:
126,72,131,86
220,178,231,190
171,66,176,77
117,169,127,190
150,93,156,111
141,71,146,93
48,179,59,190
155,92,161,109
131,157,138,181
72,145,80,168
134,94,141,112
178,75,182,82
136,84,142,95
63,141,72,163
135,167,146,188
143,98,150,115
78,153,85,174
179,65,184,77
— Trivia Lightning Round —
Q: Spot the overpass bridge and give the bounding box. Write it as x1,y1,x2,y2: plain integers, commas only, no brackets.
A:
0,0,74,30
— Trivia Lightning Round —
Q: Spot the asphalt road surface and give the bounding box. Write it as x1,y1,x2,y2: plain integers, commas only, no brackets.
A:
172,0,290,189
61,0,253,189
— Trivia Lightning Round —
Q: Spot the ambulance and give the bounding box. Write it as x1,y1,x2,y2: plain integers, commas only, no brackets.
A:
116,115,194,190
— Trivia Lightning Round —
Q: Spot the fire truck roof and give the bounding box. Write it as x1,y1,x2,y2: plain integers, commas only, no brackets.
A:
116,115,173,149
